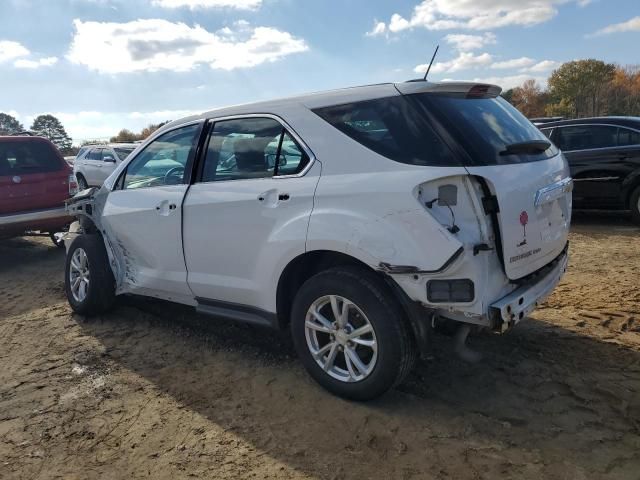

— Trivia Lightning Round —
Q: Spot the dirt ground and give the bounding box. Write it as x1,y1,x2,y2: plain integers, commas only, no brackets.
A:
1,212,639,480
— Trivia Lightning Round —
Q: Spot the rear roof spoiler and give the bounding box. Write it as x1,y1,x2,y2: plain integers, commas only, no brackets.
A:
395,81,502,98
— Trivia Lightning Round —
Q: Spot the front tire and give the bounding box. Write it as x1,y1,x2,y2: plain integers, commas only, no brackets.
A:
630,186,640,225
291,267,416,401
65,234,115,316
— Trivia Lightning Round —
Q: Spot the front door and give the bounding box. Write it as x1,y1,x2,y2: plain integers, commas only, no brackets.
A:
182,116,320,312
100,123,202,303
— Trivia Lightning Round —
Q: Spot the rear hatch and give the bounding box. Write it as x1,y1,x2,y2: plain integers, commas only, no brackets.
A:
0,137,71,215
399,83,572,280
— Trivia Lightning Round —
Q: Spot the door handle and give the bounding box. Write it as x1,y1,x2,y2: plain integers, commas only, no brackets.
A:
155,200,176,216
278,193,290,201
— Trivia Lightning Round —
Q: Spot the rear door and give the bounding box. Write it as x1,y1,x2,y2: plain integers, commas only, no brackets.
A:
555,125,623,208
100,123,202,300
182,116,319,310
410,92,572,280
0,138,70,215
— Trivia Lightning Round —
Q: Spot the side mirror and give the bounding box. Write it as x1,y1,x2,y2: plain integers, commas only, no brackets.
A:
103,155,116,163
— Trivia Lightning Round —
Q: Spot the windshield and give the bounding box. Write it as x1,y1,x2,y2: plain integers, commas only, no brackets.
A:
410,94,558,165
114,147,135,161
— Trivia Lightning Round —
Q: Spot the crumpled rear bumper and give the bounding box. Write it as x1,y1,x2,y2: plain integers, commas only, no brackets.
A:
490,252,569,332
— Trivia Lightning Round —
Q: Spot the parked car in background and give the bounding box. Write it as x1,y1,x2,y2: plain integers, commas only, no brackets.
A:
539,117,640,223
73,143,137,189
530,116,564,126
64,81,572,400
0,136,77,246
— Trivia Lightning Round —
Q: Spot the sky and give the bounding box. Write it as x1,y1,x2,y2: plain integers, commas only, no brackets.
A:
0,0,639,144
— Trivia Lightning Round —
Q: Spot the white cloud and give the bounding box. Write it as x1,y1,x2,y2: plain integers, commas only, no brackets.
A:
444,32,496,51
67,19,308,73
366,21,387,37
14,56,58,69
523,59,561,72
592,16,640,36
0,40,30,63
491,57,535,69
374,0,588,33
414,51,492,74
152,0,262,9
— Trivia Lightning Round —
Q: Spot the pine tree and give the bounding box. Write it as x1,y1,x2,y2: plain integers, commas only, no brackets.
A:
30,114,72,150
0,112,24,135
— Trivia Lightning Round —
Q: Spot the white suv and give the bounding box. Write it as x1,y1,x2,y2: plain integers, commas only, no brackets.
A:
64,81,572,400
73,143,137,189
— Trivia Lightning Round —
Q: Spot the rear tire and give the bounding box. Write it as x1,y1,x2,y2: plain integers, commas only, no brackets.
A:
291,266,416,401
630,186,640,226
65,234,115,316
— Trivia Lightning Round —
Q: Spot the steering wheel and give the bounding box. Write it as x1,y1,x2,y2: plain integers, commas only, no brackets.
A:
164,166,185,185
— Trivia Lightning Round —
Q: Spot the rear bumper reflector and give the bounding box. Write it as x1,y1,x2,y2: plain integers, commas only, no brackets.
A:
427,279,475,303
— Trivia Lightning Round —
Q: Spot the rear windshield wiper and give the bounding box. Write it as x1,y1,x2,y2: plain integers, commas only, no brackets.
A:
499,140,551,156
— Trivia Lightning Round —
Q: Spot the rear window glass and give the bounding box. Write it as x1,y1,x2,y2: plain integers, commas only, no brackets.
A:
0,141,62,175
313,96,459,167
411,94,559,165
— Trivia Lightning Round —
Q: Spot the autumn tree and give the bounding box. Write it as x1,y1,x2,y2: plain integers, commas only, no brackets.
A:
110,129,139,143
546,59,616,117
0,112,24,135
605,66,640,116
109,121,170,143
140,121,170,139
30,114,72,151
511,80,547,118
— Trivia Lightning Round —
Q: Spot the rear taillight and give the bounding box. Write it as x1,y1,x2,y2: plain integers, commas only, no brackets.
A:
69,175,79,195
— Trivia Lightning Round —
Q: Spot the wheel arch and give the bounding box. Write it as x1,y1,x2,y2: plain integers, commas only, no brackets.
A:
276,249,427,351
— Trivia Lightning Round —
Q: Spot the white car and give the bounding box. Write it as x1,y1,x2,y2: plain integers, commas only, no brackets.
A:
73,143,137,189
64,81,572,400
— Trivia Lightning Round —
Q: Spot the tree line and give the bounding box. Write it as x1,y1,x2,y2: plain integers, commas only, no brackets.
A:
0,112,170,155
502,59,640,119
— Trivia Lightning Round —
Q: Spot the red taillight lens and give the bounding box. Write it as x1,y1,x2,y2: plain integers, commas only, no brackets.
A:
69,174,79,195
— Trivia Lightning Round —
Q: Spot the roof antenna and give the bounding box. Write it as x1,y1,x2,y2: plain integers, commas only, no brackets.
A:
423,44,440,81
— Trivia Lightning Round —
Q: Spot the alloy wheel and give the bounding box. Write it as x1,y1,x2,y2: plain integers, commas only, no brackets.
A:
304,295,378,382
69,247,90,302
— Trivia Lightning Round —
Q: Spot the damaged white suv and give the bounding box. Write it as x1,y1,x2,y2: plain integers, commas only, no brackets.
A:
64,81,572,400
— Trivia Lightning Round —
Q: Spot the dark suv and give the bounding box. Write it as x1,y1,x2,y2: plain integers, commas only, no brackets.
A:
539,117,640,223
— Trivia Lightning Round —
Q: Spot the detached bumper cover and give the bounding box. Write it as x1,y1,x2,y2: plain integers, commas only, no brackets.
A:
0,206,70,227
490,252,569,332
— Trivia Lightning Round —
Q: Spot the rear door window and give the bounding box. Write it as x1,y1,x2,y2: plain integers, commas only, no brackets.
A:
618,128,640,147
556,125,618,151
200,117,310,182
87,148,103,161
313,96,458,166
0,140,62,175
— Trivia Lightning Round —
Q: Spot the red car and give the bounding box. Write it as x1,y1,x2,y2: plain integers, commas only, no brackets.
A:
0,136,77,246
